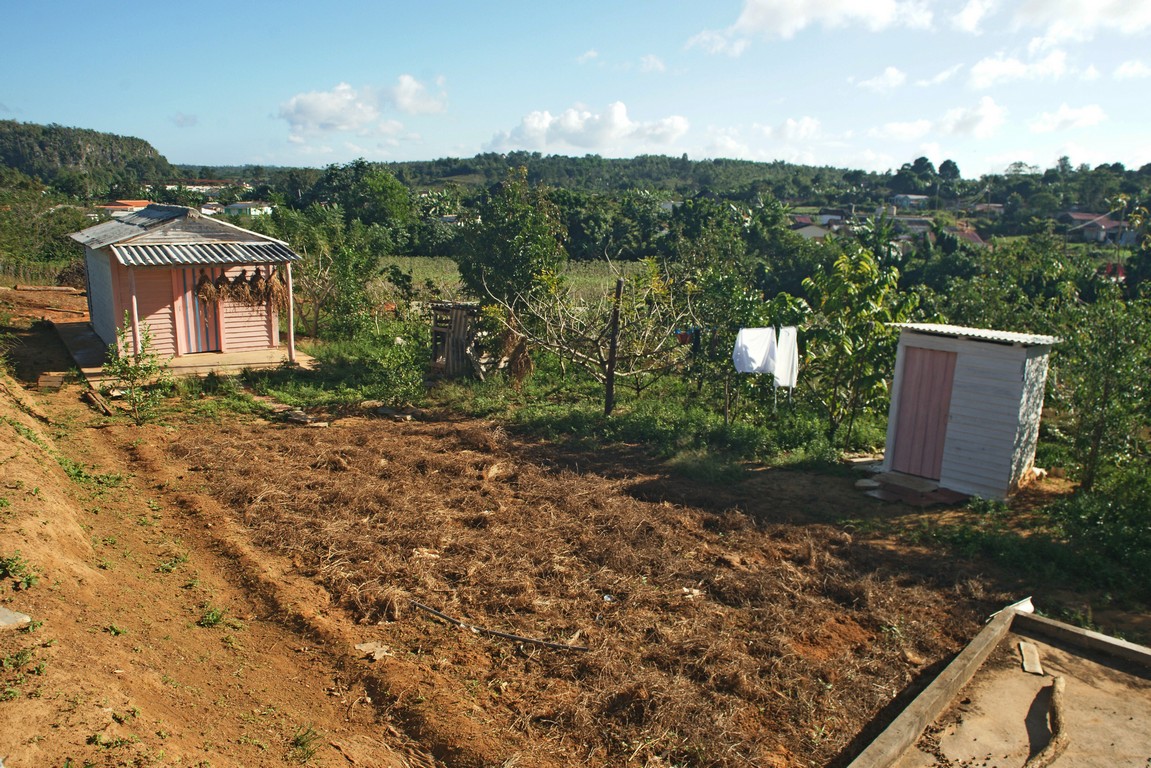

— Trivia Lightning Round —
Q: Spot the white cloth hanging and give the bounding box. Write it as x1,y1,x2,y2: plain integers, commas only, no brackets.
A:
773,326,798,388
732,327,777,374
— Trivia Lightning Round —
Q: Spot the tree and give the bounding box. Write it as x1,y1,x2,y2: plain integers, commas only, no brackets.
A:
103,314,172,426
249,204,384,339
456,167,567,308
1051,287,1151,491
938,159,961,182
492,259,690,414
802,246,916,449
306,159,416,244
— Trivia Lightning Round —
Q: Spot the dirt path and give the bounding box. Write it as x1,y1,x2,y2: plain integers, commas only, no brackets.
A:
1,289,432,766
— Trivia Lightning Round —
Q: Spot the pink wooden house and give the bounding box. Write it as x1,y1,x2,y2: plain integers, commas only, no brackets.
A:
71,204,299,362
882,323,1058,500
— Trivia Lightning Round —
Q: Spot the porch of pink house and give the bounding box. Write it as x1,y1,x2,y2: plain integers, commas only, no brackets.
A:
53,320,315,389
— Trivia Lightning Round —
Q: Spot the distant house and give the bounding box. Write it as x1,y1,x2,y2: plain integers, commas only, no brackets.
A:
224,201,273,217
817,207,851,226
164,179,250,196
70,204,299,362
950,228,986,247
200,202,226,216
1057,211,1129,244
792,223,831,241
894,217,934,235
96,200,153,218
891,194,930,210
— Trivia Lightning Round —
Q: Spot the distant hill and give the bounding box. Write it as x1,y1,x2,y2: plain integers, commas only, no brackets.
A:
0,120,172,191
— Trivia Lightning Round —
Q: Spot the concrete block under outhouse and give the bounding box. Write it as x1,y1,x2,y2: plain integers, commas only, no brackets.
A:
881,323,1059,500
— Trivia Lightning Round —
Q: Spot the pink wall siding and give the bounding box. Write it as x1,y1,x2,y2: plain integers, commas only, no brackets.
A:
114,266,178,357
219,266,276,352
108,262,279,357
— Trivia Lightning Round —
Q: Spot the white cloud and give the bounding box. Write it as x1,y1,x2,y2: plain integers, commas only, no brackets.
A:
1029,103,1107,133
640,54,666,73
686,29,748,56
279,82,382,138
917,64,963,86
870,96,1006,142
939,96,1007,137
707,130,753,158
760,116,822,141
968,49,1067,89
487,101,688,154
952,0,998,33
1115,60,1151,80
577,49,599,64
859,66,907,92
172,112,198,128
1015,0,1151,48
1080,65,1101,81
279,76,445,142
689,0,931,54
871,119,932,141
389,74,447,115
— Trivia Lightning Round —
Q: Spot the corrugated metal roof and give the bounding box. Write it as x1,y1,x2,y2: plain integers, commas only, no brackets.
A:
894,323,1059,346
112,241,299,267
70,205,199,249
70,205,301,267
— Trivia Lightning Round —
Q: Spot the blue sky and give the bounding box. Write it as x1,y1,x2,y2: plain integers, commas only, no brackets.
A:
3,1,1149,178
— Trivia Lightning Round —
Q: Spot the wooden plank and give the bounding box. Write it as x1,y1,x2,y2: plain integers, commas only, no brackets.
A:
1020,640,1044,675
846,608,1016,768
37,373,66,391
1013,612,1151,668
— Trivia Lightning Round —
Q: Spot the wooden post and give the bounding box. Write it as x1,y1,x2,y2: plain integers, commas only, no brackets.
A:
128,267,141,356
286,262,296,363
724,374,731,426
604,278,624,416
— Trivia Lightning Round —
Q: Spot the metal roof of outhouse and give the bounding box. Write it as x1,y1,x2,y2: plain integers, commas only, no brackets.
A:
71,205,300,267
892,322,1059,347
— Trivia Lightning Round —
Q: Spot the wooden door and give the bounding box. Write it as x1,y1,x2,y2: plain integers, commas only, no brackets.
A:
890,346,956,480
179,268,220,354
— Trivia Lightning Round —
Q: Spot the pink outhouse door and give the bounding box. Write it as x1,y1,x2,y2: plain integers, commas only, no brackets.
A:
178,268,221,354
890,346,956,480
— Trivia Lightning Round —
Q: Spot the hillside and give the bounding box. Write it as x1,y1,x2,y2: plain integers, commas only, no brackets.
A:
0,120,172,190
0,293,431,766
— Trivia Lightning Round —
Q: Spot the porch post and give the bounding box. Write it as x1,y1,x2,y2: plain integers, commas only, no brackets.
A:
128,267,141,356
286,262,296,363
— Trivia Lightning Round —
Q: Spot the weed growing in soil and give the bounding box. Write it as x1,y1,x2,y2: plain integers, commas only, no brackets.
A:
288,724,319,764
58,456,123,492
0,550,40,590
197,606,226,628
156,552,189,573
1,644,42,700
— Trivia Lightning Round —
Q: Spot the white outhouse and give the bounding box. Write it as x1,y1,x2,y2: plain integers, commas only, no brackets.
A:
881,323,1058,500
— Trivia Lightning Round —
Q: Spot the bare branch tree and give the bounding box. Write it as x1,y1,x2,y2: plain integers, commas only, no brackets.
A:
488,260,691,406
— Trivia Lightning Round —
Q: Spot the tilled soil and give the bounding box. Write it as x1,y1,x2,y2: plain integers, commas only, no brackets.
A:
163,412,1008,767
0,285,1016,767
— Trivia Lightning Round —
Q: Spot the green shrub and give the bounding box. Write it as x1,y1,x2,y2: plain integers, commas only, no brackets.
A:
245,321,428,409
1049,468,1151,584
